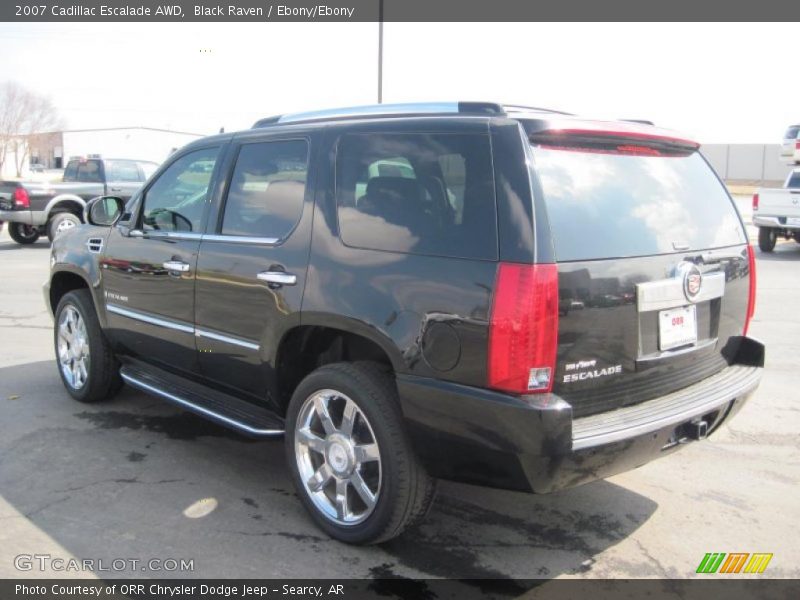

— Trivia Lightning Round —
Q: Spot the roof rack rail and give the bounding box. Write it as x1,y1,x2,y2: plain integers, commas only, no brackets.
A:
251,101,506,128
620,119,655,126
503,104,574,116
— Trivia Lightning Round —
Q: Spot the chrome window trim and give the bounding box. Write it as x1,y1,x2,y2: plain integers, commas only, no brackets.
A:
201,234,279,245
121,372,283,436
195,327,260,351
106,303,194,334
636,271,725,313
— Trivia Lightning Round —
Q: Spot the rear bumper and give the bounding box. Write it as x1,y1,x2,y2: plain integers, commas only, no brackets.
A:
0,209,46,226
753,215,800,230
397,336,764,493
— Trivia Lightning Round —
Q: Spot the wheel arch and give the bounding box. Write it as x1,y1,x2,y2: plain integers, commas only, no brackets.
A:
274,318,403,415
45,194,86,221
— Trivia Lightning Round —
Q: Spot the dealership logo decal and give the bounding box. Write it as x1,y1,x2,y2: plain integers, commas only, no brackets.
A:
696,552,772,574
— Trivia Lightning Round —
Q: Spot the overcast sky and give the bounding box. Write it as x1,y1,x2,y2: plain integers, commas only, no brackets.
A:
0,22,792,143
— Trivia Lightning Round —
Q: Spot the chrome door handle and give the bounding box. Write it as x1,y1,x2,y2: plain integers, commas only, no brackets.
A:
163,260,190,273
257,271,297,286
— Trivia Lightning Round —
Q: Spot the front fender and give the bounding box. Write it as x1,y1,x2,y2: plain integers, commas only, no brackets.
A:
49,225,110,327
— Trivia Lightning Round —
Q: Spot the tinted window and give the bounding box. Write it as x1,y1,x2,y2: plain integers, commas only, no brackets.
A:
63,161,78,181
221,140,308,239
784,126,800,140
105,160,141,182
75,160,103,183
141,147,220,233
787,172,800,189
532,146,745,262
336,133,497,259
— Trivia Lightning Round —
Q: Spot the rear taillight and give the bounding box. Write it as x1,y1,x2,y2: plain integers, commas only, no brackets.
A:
488,263,559,394
744,245,757,336
796,141,800,151
13,187,29,208
752,193,759,212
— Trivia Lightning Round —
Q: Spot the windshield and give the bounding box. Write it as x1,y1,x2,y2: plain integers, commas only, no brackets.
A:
531,146,746,262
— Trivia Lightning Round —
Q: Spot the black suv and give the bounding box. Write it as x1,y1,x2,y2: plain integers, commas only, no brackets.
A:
46,102,764,544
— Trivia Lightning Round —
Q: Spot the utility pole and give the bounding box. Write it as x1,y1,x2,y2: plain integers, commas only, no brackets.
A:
378,0,384,103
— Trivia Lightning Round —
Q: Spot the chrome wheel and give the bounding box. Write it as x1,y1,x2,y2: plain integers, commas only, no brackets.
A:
57,306,89,389
55,218,78,235
295,389,381,526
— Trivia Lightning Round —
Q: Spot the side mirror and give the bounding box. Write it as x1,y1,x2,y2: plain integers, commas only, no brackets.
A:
85,196,124,227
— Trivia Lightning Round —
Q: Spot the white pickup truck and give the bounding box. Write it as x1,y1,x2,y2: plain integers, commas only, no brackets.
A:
781,125,800,164
753,168,800,251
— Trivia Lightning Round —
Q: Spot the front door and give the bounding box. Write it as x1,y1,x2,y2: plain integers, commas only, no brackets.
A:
194,136,314,409
101,145,224,375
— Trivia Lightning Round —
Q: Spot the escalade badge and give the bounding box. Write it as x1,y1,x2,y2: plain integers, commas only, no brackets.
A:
676,262,703,301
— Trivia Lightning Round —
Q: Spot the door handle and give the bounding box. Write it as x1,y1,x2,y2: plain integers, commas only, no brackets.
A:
257,271,297,286
109,187,123,193
163,260,191,273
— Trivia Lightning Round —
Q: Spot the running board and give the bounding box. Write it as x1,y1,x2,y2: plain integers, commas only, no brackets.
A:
120,365,284,437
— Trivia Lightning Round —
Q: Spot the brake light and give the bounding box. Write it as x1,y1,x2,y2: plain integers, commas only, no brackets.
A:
752,193,759,212
13,187,29,208
488,263,559,394
744,245,757,336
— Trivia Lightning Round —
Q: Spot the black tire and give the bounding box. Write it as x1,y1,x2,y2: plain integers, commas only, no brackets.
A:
8,222,40,245
758,227,777,252
54,289,122,403
285,362,436,544
793,231,800,244
47,212,82,242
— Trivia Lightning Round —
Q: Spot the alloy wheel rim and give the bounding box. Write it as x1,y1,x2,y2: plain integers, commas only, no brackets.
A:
56,219,77,234
295,389,382,526
57,306,89,389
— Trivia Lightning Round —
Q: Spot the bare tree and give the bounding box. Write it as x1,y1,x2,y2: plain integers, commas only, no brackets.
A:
0,81,62,177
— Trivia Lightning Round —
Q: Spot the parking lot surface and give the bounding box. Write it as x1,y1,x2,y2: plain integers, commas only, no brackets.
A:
1,205,798,583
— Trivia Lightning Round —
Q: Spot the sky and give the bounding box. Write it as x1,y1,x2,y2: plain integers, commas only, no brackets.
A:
0,22,793,143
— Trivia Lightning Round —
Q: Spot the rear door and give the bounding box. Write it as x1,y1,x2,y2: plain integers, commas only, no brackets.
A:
527,127,751,417
193,134,315,409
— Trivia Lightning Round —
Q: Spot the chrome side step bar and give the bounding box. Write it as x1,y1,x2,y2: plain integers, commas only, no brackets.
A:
120,368,284,438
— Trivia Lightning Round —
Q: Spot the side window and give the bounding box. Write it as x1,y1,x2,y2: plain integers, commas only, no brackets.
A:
336,133,497,259
220,139,308,239
141,147,220,233
105,160,141,183
63,161,78,181
75,160,103,183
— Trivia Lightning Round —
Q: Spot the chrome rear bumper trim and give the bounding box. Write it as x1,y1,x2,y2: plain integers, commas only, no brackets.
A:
571,365,761,450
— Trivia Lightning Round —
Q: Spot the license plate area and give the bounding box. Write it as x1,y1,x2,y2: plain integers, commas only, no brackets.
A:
658,305,697,351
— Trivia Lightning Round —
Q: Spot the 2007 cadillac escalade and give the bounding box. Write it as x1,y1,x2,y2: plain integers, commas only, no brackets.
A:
45,102,764,544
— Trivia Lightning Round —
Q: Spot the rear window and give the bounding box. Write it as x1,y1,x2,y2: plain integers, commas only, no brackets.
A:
63,161,78,181
787,172,800,189
75,160,103,183
531,146,745,262
336,133,497,260
784,126,800,140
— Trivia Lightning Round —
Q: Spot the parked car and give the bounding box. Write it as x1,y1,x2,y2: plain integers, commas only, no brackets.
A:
752,168,800,251
781,125,800,165
46,102,763,544
0,156,158,245
29,163,47,173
